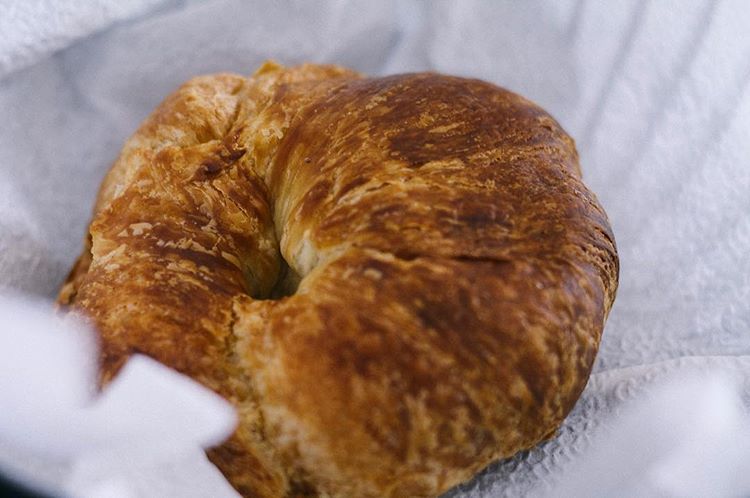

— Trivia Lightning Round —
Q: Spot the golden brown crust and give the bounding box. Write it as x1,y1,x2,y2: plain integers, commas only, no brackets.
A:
59,62,618,497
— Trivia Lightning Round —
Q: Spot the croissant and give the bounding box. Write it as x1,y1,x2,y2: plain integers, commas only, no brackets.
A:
59,61,618,497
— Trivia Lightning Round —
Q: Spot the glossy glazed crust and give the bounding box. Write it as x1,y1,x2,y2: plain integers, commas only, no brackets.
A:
59,62,618,497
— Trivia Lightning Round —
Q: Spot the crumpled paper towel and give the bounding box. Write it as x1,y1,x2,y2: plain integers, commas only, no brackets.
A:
1,0,749,496
0,292,239,498
0,0,167,79
547,370,750,498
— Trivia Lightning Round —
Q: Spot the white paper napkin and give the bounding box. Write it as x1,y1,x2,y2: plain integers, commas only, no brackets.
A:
0,293,239,497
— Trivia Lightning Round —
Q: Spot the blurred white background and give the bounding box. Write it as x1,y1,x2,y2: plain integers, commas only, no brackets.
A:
1,0,749,496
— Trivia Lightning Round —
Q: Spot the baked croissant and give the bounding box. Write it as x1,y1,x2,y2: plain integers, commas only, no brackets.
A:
59,61,618,497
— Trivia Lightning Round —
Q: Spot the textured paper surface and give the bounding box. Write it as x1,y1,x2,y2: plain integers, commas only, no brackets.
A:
0,294,239,498
1,0,749,496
